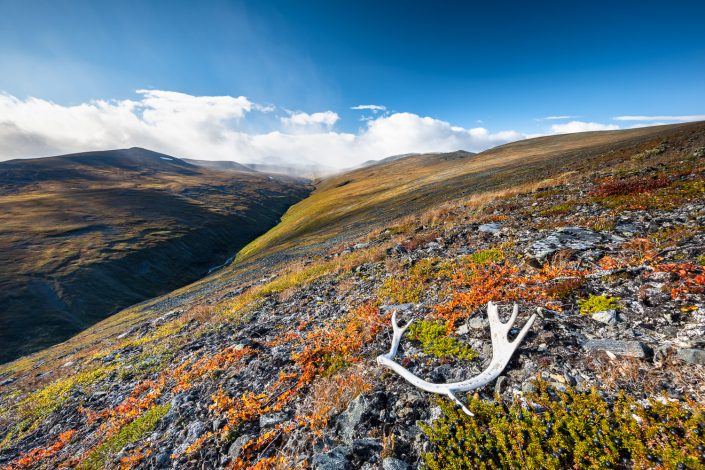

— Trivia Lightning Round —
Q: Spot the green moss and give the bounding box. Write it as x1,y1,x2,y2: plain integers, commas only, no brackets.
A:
1,364,118,449
421,381,705,470
540,202,576,216
698,255,705,267
79,403,171,470
578,295,620,315
466,248,504,265
408,320,478,360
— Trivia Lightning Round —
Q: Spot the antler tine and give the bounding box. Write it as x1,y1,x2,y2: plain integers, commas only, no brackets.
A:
380,309,414,362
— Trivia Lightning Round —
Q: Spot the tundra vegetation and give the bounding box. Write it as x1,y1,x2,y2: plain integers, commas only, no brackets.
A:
0,123,704,468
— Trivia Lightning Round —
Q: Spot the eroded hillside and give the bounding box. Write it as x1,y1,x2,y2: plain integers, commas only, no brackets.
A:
0,148,311,363
0,123,704,469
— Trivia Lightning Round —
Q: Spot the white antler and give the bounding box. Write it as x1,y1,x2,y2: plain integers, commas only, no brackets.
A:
377,301,536,415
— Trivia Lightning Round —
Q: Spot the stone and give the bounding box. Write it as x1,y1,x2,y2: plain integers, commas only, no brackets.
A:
582,339,650,358
335,393,381,444
528,227,616,262
478,222,502,235
591,309,619,325
380,303,414,312
312,445,352,470
228,434,254,458
383,457,412,470
351,438,382,462
259,412,288,428
676,348,705,365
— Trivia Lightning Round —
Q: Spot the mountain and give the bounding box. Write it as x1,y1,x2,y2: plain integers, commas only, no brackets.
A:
181,158,255,173
1,123,704,469
0,148,311,363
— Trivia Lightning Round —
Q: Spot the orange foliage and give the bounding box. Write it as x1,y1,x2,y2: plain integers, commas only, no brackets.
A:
591,174,671,197
2,430,76,470
434,260,584,329
658,263,705,299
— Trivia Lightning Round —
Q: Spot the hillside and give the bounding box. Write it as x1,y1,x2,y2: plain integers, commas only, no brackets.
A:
181,159,256,173
0,148,311,363
0,123,704,469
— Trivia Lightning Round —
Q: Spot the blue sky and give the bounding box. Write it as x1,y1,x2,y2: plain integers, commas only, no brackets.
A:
0,0,704,166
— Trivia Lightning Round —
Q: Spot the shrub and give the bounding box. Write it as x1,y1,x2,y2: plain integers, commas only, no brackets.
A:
421,381,705,469
466,248,504,265
408,320,478,360
578,295,620,315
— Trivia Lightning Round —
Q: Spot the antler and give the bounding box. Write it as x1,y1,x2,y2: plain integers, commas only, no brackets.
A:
377,301,536,415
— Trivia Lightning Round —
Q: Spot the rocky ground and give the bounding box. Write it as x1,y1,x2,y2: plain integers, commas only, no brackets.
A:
0,137,704,469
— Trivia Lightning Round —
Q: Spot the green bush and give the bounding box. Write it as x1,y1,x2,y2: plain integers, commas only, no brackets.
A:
578,294,620,315
408,320,477,360
421,381,705,469
467,248,504,265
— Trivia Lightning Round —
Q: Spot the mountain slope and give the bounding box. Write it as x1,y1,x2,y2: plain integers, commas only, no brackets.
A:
0,123,704,469
0,148,311,363
181,158,255,173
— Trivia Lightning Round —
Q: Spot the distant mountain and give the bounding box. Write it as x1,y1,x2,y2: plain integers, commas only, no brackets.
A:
0,148,311,363
244,162,337,179
181,158,255,173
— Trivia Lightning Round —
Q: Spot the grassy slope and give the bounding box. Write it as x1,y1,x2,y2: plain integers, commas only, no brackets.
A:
1,122,702,375
0,148,311,363
236,123,701,264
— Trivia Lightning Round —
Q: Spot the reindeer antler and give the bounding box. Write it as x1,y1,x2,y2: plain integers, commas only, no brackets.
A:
377,301,536,415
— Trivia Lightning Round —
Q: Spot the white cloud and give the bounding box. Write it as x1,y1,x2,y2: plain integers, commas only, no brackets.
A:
281,110,339,128
0,90,526,169
550,120,620,134
351,104,386,112
536,115,580,121
613,114,705,122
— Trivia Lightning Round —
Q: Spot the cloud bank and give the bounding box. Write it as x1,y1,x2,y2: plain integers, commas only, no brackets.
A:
550,121,620,134
0,90,525,168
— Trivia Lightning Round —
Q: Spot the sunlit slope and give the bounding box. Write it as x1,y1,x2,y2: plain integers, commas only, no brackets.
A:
236,122,701,263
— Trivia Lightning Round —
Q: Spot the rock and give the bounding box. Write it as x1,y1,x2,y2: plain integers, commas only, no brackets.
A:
0,378,15,386
154,451,171,469
312,445,352,470
383,457,412,470
638,283,670,307
351,438,382,462
676,348,705,365
353,242,370,250
478,223,502,235
335,393,382,444
528,227,616,262
582,339,650,358
591,309,619,325
228,434,254,458
259,412,287,428
380,303,414,312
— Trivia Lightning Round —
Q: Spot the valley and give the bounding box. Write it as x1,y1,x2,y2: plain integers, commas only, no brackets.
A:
0,148,311,363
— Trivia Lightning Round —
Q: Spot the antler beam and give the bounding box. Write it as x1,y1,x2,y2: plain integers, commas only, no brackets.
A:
377,301,536,415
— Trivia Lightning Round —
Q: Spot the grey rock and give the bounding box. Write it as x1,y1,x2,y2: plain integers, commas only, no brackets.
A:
380,303,414,312
528,227,615,261
351,438,382,462
383,457,412,470
0,378,15,386
478,222,502,235
228,434,255,458
312,445,352,470
353,242,370,250
154,451,171,469
259,412,288,428
335,393,381,444
677,348,705,365
582,339,650,358
591,309,619,325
